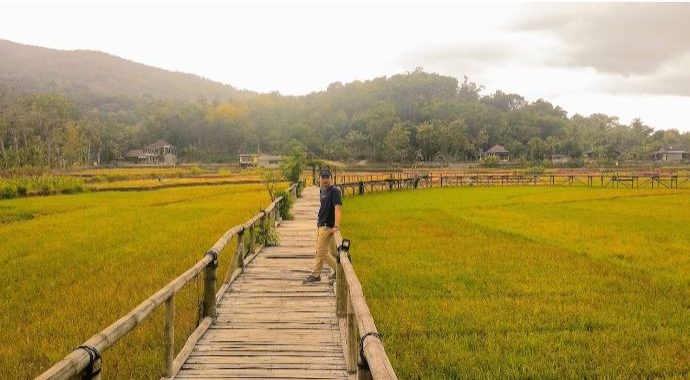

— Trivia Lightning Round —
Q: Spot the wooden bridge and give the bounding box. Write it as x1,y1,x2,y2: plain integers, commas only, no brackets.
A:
38,183,397,380
333,173,690,196
176,186,347,379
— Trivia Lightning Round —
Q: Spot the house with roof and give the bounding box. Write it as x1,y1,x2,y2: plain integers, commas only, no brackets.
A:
239,153,283,169
550,154,570,164
482,144,510,162
652,146,688,162
124,139,177,166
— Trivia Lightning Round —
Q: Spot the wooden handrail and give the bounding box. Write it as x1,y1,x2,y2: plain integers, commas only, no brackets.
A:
334,231,398,380
37,183,299,380
334,174,690,196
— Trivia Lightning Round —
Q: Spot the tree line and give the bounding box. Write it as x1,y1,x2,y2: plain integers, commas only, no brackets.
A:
1,68,688,171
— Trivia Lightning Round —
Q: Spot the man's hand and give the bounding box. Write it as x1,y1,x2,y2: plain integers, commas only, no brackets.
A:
330,226,340,234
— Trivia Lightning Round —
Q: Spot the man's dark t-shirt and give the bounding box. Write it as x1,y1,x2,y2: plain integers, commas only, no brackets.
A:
317,185,342,227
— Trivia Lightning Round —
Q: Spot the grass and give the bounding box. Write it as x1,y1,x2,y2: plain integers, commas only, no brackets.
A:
0,176,86,198
0,183,279,379
344,187,690,379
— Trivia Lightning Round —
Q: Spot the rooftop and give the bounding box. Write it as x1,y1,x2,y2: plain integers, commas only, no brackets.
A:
486,144,509,154
146,139,174,149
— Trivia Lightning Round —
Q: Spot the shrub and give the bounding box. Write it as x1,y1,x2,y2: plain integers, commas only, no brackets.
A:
106,174,128,182
39,183,54,195
480,155,499,168
0,184,18,199
16,184,28,197
190,166,204,176
0,175,86,197
275,190,294,220
256,224,280,246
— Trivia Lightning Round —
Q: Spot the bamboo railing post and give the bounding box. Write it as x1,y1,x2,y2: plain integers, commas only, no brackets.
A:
87,358,102,380
94,362,103,380
347,294,358,374
336,256,346,319
276,201,283,223
248,224,256,255
163,295,175,377
337,248,398,380
203,250,218,318
77,353,102,380
235,230,246,271
261,212,268,238
358,360,373,380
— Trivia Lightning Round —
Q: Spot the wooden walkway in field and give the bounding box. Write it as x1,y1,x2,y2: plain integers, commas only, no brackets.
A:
176,186,349,379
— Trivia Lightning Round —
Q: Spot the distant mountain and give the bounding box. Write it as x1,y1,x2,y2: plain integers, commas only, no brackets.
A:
0,39,243,101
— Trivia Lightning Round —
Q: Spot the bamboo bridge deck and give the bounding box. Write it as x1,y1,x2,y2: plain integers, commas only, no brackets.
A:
175,186,349,379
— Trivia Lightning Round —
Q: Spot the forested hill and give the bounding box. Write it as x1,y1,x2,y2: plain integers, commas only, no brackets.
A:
1,39,688,170
0,39,242,101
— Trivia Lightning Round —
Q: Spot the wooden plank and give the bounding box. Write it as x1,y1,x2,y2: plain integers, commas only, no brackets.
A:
169,316,213,378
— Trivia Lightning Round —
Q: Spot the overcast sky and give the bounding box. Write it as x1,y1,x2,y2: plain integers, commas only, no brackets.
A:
1,1,689,132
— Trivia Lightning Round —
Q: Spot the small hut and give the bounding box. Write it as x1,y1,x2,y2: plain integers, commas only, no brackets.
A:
484,144,510,161
652,146,688,162
145,140,177,166
550,154,570,164
239,153,283,169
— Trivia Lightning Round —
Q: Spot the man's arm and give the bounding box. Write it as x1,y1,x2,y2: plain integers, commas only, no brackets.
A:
333,205,342,233
332,187,343,233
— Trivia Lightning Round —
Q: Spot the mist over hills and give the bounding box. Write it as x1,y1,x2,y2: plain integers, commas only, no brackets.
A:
0,39,242,102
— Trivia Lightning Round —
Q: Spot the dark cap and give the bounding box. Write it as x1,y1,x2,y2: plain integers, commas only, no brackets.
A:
319,168,332,177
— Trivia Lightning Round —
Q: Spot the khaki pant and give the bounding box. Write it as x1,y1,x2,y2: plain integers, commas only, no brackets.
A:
311,227,337,276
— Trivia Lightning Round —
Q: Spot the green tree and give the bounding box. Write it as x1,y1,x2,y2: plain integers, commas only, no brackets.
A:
281,144,307,183
384,124,410,165
527,137,548,161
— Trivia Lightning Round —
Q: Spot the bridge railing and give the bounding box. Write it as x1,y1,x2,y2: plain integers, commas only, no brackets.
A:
37,183,301,380
335,174,690,196
334,231,398,380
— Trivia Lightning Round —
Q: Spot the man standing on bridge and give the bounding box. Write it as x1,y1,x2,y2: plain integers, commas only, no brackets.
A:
303,168,342,284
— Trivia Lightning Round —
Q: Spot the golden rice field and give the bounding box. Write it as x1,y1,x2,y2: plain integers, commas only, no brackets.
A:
3,177,689,379
87,175,261,191
344,186,690,379
71,165,253,180
77,166,263,191
0,166,265,199
0,183,278,379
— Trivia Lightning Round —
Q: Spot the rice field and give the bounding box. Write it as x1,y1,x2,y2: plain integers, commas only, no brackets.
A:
344,187,690,379
0,166,264,199
4,179,689,379
0,183,277,379
87,175,260,191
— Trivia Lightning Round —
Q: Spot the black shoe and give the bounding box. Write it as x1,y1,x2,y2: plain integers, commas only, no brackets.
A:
302,275,321,284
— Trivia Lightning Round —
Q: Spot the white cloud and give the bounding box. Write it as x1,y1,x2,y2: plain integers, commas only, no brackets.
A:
513,3,690,75
599,53,690,97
